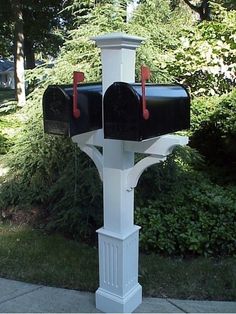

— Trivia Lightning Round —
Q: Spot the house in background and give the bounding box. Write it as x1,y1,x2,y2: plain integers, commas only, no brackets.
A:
0,57,54,91
0,59,15,89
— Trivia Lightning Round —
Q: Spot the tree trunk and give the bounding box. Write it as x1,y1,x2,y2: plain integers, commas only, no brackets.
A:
24,38,35,69
182,0,211,21
12,0,26,106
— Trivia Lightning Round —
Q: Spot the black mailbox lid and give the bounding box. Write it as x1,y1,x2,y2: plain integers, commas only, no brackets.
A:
104,82,190,141
43,83,102,137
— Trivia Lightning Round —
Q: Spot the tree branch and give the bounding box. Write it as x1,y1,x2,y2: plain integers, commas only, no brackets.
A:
182,0,211,21
182,0,201,14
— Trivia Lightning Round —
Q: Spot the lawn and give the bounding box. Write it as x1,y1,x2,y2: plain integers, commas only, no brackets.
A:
0,224,235,301
0,224,98,292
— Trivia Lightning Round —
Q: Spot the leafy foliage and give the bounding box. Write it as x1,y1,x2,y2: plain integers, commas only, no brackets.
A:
166,3,236,95
0,102,102,242
0,132,10,154
134,94,236,255
0,0,74,67
0,93,19,155
190,88,236,166
129,0,193,82
135,149,236,256
0,0,236,257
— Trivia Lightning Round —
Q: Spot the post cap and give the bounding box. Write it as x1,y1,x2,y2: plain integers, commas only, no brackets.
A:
91,32,145,49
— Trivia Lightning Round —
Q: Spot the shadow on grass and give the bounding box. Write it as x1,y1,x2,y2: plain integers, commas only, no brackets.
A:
0,224,99,292
140,253,236,301
0,224,235,301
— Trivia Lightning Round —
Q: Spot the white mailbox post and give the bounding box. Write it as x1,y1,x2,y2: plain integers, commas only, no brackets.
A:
72,32,188,313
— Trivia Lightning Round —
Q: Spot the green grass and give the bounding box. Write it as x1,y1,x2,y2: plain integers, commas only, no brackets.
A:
140,254,236,300
0,224,98,292
0,224,235,300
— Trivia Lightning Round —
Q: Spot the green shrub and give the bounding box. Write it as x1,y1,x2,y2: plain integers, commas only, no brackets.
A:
43,150,103,243
0,0,187,233
1,1,235,256
0,111,18,155
0,128,103,243
135,149,236,256
190,89,236,166
0,132,10,154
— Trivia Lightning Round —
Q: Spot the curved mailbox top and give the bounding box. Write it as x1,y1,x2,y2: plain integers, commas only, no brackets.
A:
104,82,190,141
43,83,102,137
133,83,189,98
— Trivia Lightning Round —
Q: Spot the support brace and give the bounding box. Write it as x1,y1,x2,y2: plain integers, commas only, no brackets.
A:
124,135,188,155
79,145,103,181
126,155,166,191
125,136,189,191
72,129,104,147
72,130,104,181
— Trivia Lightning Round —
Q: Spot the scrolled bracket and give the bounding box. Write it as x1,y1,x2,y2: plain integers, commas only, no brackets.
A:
126,154,166,191
79,145,104,181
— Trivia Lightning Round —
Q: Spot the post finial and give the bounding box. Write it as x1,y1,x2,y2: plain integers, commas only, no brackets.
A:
91,32,144,49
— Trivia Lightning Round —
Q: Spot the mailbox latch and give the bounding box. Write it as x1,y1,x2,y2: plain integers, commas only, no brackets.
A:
141,65,150,120
73,71,85,119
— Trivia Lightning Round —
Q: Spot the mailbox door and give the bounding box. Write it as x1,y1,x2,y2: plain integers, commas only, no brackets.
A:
43,83,103,137
43,85,70,136
104,82,141,140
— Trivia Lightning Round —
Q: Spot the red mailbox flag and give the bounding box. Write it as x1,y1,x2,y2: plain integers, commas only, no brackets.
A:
73,71,85,119
141,65,150,120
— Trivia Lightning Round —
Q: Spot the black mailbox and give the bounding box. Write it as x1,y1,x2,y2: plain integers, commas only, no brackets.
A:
104,82,190,141
43,83,102,137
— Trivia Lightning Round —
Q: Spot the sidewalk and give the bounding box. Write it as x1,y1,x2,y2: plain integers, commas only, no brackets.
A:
0,278,235,313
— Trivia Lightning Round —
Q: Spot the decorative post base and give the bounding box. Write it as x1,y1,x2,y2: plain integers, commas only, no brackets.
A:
96,284,142,313
96,226,142,313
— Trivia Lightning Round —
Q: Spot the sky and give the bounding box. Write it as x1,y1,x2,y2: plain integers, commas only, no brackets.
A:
127,0,139,21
